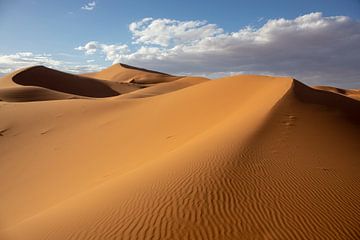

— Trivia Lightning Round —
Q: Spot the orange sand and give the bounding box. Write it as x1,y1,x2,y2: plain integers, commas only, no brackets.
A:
0,64,359,239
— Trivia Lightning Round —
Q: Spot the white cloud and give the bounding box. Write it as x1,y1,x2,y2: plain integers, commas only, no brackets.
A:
0,52,62,74
76,12,360,86
81,1,96,11
129,18,223,47
75,41,99,54
64,64,103,73
75,41,129,61
0,52,104,76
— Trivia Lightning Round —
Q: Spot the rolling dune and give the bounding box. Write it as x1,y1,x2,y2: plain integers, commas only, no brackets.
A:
0,65,359,239
82,63,182,83
0,86,82,102
314,85,360,101
0,65,205,102
4,66,119,97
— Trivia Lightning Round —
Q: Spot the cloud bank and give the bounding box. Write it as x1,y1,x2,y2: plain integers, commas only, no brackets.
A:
76,12,360,85
0,52,102,75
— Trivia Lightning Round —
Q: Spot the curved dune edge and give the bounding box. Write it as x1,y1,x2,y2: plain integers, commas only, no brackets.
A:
0,65,206,102
82,63,182,83
10,66,119,97
314,85,360,100
0,73,359,239
0,86,84,102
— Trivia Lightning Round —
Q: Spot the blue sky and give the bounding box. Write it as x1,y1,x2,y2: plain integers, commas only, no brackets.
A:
1,0,360,86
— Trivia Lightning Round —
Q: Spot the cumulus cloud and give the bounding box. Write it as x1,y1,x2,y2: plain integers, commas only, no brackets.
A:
76,12,360,86
64,64,103,73
81,1,96,11
0,52,62,74
75,41,129,61
129,18,223,47
0,52,103,75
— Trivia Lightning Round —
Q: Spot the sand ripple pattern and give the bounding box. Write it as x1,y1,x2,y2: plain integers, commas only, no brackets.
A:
39,96,360,239
2,76,360,240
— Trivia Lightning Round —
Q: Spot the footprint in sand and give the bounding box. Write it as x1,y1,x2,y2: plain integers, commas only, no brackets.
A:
282,114,297,127
0,128,9,136
40,128,53,135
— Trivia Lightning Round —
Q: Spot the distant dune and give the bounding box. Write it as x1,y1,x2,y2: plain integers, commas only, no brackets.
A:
314,85,360,101
0,64,359,239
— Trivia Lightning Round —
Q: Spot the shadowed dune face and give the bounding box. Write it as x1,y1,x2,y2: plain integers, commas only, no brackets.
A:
314,85,360,101
12,66,119,98
0,64,205,102
294,80,360,121
0,66,359,239
0,86,80,102
117,63,172,75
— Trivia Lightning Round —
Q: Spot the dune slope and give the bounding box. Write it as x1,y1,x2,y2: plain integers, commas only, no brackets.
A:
84,63,182,83
314,85,360,101
8,66,119,97
0,65,206,102
0,70,359,239
0,86,82,102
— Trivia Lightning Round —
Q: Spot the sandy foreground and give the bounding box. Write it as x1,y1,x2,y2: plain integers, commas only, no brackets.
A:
0,64,359,239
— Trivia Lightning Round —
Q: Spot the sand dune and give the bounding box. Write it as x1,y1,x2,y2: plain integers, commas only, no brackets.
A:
0,65,205,102
82,63,182,83
1,66,119,98
0,86,82,102
315,85,360,101
0,65,359,239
